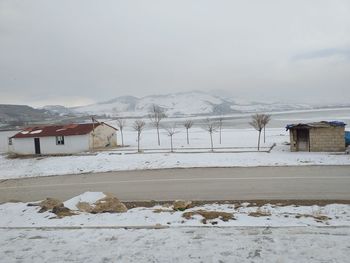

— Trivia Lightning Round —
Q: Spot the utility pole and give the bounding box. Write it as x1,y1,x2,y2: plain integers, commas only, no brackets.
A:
91,116,95,152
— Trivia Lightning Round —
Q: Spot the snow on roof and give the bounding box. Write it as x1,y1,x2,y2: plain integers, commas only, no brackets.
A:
11,123,114,139
30,130,42,134
286,121,346,131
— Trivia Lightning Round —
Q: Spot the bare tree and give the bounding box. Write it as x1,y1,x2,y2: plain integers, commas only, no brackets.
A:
183,120,194,144
249,114,265,151
164,124,179,153
261,114,271,143
132,120,146,153
218,116,223,144
149,104,167,146
116,118,126,147
204,119,218,152
214,105,226,144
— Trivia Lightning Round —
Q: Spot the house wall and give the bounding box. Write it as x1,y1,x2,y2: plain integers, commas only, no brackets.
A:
0,130,18,153
289,126,345,152
89,124,117,150
309,127,345,152
10,134,90,155
289,129,297,152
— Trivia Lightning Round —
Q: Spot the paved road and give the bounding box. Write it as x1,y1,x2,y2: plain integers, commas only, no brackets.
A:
0,166,350,202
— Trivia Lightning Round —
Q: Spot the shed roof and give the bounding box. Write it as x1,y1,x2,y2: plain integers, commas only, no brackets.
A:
286,121,346,131
11,122,115,138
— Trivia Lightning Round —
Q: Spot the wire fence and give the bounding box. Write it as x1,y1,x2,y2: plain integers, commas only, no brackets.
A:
108,144,276,155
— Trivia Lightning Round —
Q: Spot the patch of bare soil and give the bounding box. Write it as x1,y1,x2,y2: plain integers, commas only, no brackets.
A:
248,208,272,217
29,198,63,213
52,206,75,218
91,195,128,213
28,197,75,218
173,200,193,211
153,208,174,213
295,213,331,222
182,210,234,224
248,211,272,217
76,202,94,213
122,200,350,209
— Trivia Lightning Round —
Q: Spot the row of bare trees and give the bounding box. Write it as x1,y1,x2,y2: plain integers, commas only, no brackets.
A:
115,104,271,152
131,120,193,153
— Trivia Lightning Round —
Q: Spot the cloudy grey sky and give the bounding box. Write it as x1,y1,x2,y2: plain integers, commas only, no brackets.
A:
1,0,350,107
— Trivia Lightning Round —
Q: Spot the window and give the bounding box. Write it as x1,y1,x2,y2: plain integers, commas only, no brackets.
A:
8,138,12,145
56,136,65,145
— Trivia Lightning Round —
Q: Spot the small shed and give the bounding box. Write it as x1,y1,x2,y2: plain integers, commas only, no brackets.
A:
286,121,346,152
8,122,118,155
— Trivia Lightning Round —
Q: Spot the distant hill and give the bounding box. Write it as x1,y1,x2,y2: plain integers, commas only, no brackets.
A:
71,91,315,117
0,104,54,126
42,105,76,116
2,92,350,126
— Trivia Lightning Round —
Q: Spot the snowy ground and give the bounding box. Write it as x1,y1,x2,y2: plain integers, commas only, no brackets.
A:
1,128,350,179
1,192,350,228
1,192,350,262
1,227,349,263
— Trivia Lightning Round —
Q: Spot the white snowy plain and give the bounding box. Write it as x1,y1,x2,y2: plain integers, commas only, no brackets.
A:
1,192,350,263
1,227,349,263
1,127,349,179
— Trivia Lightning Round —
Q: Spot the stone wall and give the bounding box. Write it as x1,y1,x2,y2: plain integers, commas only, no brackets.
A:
290,130,298,152
289,126,345,152
309,127,345,152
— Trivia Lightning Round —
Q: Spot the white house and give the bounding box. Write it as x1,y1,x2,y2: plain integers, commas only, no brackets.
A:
8,122,118,155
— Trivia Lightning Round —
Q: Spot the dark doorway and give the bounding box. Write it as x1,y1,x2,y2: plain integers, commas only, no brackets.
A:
296,129,309,152
34,138,41,154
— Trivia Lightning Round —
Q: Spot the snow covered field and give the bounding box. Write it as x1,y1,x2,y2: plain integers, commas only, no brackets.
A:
1,192,350,262
1,127,349,179
1,227,349,263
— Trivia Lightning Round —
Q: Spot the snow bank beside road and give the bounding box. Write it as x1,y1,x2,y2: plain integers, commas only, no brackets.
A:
1,192,350,228
1,192,350,263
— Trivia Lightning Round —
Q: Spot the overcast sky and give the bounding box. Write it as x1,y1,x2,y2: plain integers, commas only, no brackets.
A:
1,0,350,107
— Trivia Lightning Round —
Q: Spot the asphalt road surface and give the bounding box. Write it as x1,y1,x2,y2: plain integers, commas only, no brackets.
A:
1,166,350,203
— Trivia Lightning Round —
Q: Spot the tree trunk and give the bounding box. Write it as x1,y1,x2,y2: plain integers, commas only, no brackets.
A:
219,125,222,144
186,129,189,144
258,130,261,151
170,136,173,152
157,126,160,146
263,126,266,143
120,129,124,147
210,132,214,152
137,133,140,152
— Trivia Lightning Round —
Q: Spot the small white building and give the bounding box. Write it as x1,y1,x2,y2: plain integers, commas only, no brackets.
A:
9,122,118,155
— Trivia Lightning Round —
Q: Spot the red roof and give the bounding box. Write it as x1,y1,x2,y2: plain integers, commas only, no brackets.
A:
12,123,104,138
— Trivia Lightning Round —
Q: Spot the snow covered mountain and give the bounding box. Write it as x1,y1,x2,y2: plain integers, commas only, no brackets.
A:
42,105,76,116
70,91,315,117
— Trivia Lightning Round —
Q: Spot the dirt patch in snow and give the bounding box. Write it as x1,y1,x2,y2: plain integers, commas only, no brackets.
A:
122,199,350,209
173,200,193,211
153,208,174,213
51,206,75,218
30,198,63,213
248,208,272,217
90,195,128,213
294,213,331,222
182,210,234,224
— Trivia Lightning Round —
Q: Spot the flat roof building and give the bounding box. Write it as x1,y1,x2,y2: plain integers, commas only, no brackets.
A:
286,121,346,152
